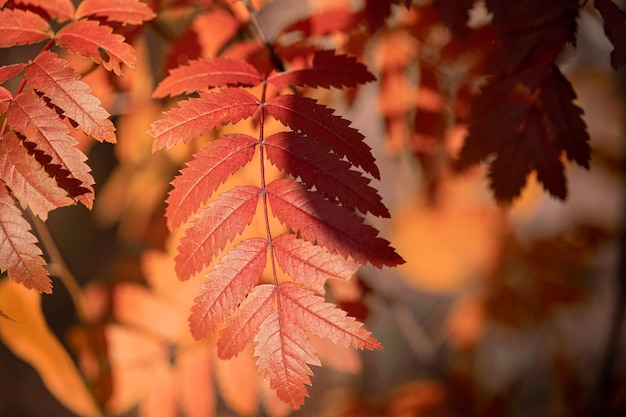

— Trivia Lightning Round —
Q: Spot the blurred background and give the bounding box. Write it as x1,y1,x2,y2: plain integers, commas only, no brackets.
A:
1,1,625,416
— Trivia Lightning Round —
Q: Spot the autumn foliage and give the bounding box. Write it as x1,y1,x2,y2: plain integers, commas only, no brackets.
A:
1,0,625,416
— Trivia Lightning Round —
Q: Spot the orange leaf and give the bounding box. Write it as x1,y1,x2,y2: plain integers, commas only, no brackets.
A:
76,0,156,25
177,342,215,417
175,185,261,280
272,233,358,294
0,8,52,47
149,88,260,151
0,132,74,220
24,51,116,143
0,86,12,114
0,186,51,293
215,346,259,416
55,19,136,76
217,284,275,359
166,134,258,230
7,91,95,207
153,57,263,98
254,282,381,409
190,238,268,339
13,0,75,21
0,279,102,417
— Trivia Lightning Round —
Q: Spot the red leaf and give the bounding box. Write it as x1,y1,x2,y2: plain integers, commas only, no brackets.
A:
253,282,381,408
272,233,358,294
0,132,74,220
539,65,590,168
23,51,116,143
456,78,534,170
150,88,259,151
278,282,381,350
0,8,52,47
7,91,95,207
153,58,263,98
166,134,258,230
264,131,389,217
217,284,275,359
76,0,156,25
12,0,75,21
253,308,318,409
488,106,567,202
266,179,404,268
190,238,268,339
0,186,51,293
0,63,27,84
523,107,567,200
55,19,136,76
265,95,379,179
175,185,260,280
267,50,375,90
0,87,12,115
594,0,626,69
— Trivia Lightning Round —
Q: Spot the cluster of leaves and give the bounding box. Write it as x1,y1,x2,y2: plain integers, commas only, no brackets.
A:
372,0,625,203
149,50,404,408
1,0,626,415
0,0,154,293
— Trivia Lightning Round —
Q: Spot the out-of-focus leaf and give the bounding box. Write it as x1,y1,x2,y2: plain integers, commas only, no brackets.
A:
0,279,102,417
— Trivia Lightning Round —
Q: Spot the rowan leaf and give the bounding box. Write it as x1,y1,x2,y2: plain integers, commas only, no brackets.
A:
272,233,358,294
539,65,590,168
12,0,75,21
153,58,263,98
253,282,381,409
278,282,381,350
488,106,567,202
55,19,136,76
0,8,52,47
266,178,404,268
0,63,27,84
175,185,260,280
217,284,275,359
190,238,268,339
23,51,116,143
265,95,379,179
253,308,318,409
76,0,156,25
7,91,95,206
0,132,74,220
0,186,51,293
150,88,259,151
0,86,11,114
166,134,258,230
264,131,389,217
267,50,375,89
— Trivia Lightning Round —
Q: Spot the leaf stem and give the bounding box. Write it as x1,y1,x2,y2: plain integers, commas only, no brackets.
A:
258,79,280,289
29,210,88,324
242,0,285,72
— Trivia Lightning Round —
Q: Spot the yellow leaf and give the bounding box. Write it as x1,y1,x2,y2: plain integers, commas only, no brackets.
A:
0,279,102,417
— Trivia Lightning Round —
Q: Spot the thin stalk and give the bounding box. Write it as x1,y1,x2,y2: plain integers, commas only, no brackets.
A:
242,0,285,72
257,78,280,290
29,211,87,324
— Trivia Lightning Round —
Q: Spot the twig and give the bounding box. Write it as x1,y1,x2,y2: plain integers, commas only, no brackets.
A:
29,211,88,324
